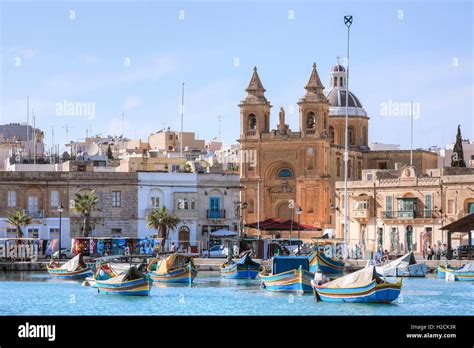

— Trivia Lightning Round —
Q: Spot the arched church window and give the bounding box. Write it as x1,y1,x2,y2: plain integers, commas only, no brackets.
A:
336,157,341,176
248,114,256,129
339,77,343,87
306,112,316,129
277,168,293,178
333,77,337,87
329,126,335,144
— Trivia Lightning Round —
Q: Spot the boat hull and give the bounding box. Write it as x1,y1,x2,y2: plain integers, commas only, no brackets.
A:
308,252,344,274
149,266,197,284
221,264,260,279
97,278,151,296
313,280,402,303
47,267,93,279
260,269,313,293
438,265,474,281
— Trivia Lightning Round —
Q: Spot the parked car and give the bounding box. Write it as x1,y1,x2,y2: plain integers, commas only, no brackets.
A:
452,245,472,259
201,245,226,258
51,248,75,259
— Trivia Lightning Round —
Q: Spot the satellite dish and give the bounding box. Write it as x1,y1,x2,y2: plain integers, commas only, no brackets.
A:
87,143,100,156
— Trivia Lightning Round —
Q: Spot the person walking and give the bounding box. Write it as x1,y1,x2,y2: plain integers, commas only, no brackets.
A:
427,245,433,260
436,244,441,260
170,242,176,253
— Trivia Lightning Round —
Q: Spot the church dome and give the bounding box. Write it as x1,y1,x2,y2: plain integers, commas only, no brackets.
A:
326,88,363,108
331,64,345,72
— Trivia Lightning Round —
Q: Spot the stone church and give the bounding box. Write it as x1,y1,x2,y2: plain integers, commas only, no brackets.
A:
239,60,437,237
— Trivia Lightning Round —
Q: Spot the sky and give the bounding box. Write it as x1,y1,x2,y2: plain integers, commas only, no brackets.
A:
0,0,472,153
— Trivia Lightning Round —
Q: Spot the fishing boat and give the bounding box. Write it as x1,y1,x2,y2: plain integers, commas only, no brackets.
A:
308,251,344,274
96,266,151,296
260,256,313,293
148,253,197,284
438,262,474,281
47,253,93,279
312,266,402,303
376,252,428,277
84,262,130,288
220,252,261,279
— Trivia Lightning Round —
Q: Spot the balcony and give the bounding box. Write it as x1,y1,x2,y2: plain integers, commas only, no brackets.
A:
246,129,257,137
25,209,44,219
352,209,370,219
207,209,226,219
381,210,435,219
305,129,316,135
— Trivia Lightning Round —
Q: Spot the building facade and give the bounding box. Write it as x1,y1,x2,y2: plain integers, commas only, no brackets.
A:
239,62,438,236
335,166,474,254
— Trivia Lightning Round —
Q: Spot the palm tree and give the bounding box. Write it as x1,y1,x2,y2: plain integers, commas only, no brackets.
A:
146,206,180,252
6,210,32,238
70,190,101,237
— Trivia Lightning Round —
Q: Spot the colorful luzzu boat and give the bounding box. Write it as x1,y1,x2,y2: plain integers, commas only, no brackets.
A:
220,252,261,279
148,253,197,284
96,266,151,296
84,262,131,288
437,262,474,281
308,251,345,274
312,266,402,303
260,256,313,293
47,253,93,279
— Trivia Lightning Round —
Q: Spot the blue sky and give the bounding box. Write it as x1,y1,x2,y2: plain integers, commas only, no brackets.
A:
1,0,472,152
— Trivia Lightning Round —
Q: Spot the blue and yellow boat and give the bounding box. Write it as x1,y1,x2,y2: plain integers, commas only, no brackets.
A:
437,262,474,281
308,251,345,274
260,256,313,293
220,252,261,279
148,253,197,284
47,253,93,279
96,266,151,296
312,266,402,303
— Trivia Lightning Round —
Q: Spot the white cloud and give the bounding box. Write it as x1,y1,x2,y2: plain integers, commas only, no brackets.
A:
5,47,39,59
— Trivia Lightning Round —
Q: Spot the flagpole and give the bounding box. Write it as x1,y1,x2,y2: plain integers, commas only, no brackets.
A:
343,15,352,259
180,82,185,158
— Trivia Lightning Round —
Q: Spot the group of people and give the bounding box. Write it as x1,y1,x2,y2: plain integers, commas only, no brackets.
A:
375,247,390,264
169,242,192,254
425,244,447,260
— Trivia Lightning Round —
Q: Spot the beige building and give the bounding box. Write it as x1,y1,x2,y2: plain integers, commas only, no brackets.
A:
148,130,205,152
335,166,474,255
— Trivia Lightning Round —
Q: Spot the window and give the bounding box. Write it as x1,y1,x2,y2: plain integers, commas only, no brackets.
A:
277,168,293,178
329,126,335,143
27,195,39,214
424,194,432,212
386,196,393,217
378,162,388,170
348,126,354,145
169,134,173,140
178,198,189,210
353,200,369,210
447,199,455,214
7,191,16,207
366,173,373,181
6,228,17,238
306,112,316,129
28,228,39,238
191,198,196,210
150,196,160,208
50,190,60,207
112,191,121,207
248,114,257,130
336,158,341,177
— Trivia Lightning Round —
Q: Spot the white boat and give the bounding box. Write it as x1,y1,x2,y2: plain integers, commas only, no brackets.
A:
376,252,428,277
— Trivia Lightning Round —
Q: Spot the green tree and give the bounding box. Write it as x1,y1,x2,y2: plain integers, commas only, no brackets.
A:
70,190,101,237
107,144,114,160
6,211,32,238
146,206,180,251
451,125,466,167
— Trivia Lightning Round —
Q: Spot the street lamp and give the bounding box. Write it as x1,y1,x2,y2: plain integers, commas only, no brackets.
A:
288,199,295,243
296,207,302,255
239,202,247,238
57,204,64,260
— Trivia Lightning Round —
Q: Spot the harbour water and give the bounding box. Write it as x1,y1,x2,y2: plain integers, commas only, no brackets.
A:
0,272,472,316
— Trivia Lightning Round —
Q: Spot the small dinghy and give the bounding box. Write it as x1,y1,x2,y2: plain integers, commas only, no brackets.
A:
376,252,428,277
220,252,261,279
47,253,93,279
312,266,402,303
96,266,151,296
260,256,313,293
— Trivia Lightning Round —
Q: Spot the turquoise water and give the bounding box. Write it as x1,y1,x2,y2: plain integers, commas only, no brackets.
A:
0,272,472,315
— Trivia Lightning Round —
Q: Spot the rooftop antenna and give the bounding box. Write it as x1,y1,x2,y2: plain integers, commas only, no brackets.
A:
180,82,185,157
410,100,414,166
26,96,30,141
32,110,36,167
121,112,125,137
217,115,222,141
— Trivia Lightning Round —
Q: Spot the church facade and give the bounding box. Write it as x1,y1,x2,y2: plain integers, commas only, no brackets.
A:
239,61,438,238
